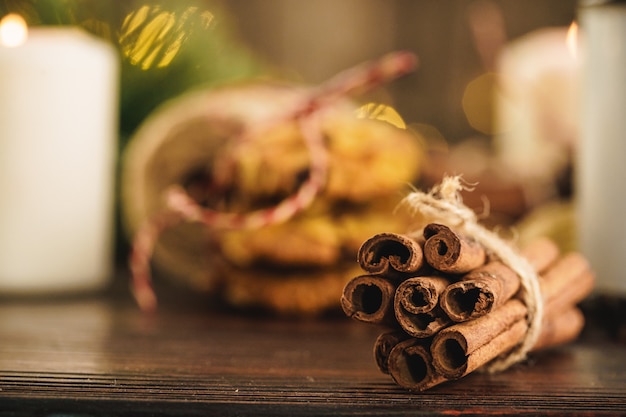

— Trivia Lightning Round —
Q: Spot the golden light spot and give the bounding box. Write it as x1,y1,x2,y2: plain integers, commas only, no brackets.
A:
356,102,406,129
462,72,498,135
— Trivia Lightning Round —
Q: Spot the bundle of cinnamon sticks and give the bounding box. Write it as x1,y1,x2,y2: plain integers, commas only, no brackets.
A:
341,223,594,391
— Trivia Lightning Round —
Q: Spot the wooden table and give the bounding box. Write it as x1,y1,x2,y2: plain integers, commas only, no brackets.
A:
1,275,625,416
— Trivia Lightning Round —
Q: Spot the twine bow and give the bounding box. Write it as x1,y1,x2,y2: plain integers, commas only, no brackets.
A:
401,176,544,372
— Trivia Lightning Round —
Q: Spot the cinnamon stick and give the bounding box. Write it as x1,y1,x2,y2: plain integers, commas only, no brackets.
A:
394,305,451,338
439,237,561,322
387,338,447,392
340,274,397,325
357,233,424,275
518,237,561,276
423,223,486,274
532,307,585,351
540,252,595,317
432,270,593,381
395,275,451,314
439,261,520,322
431,299,529,380
505,257,591,350
373,330,409,374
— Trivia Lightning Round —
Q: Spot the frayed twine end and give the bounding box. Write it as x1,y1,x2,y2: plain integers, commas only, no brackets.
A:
400,175,478,232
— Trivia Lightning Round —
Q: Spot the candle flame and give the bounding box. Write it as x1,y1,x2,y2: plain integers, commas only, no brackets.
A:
566,21,578,59
0,13,28,47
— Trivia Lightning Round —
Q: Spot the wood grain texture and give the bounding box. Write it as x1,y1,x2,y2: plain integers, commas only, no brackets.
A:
0,283,624,416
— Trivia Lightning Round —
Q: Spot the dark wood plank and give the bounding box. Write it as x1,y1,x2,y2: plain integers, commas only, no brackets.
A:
0,291,624,416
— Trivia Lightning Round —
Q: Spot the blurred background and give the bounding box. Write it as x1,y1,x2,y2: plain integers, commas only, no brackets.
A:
227,0,578,142
0,0,579,146
1,0,596,312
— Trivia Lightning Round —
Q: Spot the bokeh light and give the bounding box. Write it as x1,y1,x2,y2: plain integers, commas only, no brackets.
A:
462,72,498,135
0,13,28,47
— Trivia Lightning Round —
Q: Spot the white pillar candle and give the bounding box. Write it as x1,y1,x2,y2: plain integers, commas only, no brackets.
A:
577,2,626,295
494,27,579,202
0,15,119,294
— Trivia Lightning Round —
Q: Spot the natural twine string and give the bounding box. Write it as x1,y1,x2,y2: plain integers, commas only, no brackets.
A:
400,175,543,372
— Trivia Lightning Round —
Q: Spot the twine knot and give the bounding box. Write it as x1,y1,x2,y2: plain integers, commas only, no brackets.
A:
402,176,477,228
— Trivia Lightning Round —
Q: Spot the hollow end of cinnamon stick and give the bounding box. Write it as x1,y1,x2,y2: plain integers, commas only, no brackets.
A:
423,223,486,274
440,281,494,322
395,306,451,338
373,330,410,374
430,332,469,380
432,320,530,379
341,275,396,324
357,233,424,275
388,339,446,392
440,262,521,322
395,276,448,314
432,299,528,378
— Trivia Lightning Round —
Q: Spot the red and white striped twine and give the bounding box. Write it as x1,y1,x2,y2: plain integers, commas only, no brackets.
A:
129,51,418,312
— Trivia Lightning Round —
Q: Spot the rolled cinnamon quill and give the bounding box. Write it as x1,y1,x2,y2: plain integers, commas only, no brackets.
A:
439,237,561,322
540,252,595,317
357,233,424,275
395,305,451,338
432,295,591,380
341,274,397,324
529,260,591,350
533,307,585,351
439,261,519,322
423,223,486,274
387,338,448,392
431,299,529,380
395,275,451,314
373,330,410,374
518,237,561,276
